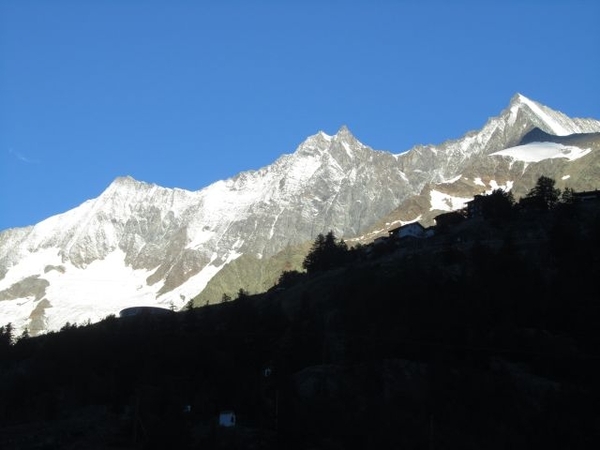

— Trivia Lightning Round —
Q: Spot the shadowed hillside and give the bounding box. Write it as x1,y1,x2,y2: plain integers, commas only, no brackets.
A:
1,184,599,449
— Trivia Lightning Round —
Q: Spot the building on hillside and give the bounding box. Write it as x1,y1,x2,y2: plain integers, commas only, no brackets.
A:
388,222,434,240
434,211,466,230
572,190,600,203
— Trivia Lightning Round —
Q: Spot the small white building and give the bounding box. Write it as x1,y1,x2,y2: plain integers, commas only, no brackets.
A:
218,410,236,427
388,222,433,240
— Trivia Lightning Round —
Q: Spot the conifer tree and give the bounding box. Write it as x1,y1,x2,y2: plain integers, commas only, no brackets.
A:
302,230,348,274
526,175,561,210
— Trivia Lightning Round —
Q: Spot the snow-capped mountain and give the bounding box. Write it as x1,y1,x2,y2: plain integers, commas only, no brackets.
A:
363,93,600,236
1,93,599,335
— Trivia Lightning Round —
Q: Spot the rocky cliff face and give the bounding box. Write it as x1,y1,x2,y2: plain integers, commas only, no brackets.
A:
1,93,599,335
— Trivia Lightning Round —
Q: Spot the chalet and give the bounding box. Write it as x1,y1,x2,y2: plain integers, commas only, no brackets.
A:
572,190,600,203
388,222,434,240
433,211,465,230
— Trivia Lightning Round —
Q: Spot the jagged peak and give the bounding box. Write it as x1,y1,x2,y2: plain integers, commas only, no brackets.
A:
503,93,581,136
303,130,332,146
335,124,351,136
509,92,534,106
93,176,167,207
334,125,365,148
508,93,548,116
507,93,551,117
102,176,158,196
110,175,144,187
301,126,357,148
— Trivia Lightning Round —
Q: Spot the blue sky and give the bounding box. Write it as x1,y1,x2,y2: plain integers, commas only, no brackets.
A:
1,0,599,231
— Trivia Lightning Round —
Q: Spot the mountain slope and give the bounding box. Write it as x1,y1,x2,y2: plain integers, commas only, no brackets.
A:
1,93,599,335
0,127,416,334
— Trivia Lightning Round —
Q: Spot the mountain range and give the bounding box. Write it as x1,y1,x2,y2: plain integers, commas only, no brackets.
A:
1,93,600,336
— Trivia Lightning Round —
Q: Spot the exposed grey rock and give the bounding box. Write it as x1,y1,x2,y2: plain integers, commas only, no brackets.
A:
0,276,49,302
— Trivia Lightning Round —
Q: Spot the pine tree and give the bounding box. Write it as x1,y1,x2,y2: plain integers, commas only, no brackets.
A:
0,322,13,348
302,230,348,274
481,188,515,220
561,187,575,204
526,176,561,210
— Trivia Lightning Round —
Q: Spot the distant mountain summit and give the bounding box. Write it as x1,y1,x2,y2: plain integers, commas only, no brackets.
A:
1,94,600,335
371,93,600,234
508,93,600,135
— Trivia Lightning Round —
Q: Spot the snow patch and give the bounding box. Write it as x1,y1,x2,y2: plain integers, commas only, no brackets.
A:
491,142,592,163
0,247,62,289
0,247,243,336
429,190,471,212
42,250,159,332
474,177,486,187
0,249,159,335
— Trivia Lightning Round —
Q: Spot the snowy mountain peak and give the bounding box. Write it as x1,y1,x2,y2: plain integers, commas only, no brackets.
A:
1,94,599,337
304,126,359,149
112,175,139,185
301,130,333,152
504,92,592,137
333,125,362,146
100,175,146,199
509,92,532,106
295,125,365,165
317,130,333,141
334,124,352,138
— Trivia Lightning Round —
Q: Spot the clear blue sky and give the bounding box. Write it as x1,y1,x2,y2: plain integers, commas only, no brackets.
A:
1,0,599,231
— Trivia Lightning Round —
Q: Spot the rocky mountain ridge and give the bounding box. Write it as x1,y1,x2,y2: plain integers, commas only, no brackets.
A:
1,93,599,335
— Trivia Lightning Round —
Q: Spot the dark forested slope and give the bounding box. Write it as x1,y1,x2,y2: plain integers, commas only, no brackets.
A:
1,189,599,449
